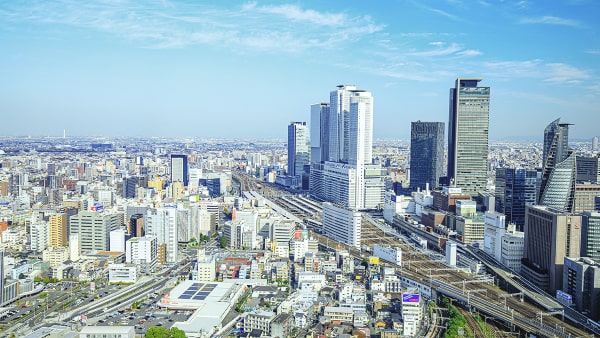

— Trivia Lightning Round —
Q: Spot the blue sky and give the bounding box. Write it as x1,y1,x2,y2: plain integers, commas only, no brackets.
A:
0,0,598,141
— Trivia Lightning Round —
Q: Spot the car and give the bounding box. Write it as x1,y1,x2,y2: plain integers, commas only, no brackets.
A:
21,305,27,309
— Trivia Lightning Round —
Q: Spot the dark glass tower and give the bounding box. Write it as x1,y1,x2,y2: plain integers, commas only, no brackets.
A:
409,121,445,190
495,168,538,230
170,154,189,187
448,78,490,195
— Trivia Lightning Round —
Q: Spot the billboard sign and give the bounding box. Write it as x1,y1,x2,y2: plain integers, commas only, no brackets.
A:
556,290,572,304
402,293,420,303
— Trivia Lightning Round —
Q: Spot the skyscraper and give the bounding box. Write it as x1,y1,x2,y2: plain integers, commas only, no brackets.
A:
310,102,330,164
170,154,188,187
538,118,576,213
521,205,581,293
495,168,538,230
309,85,384,210
69,211,122,252
447,78,490,195
410,121,445,191
287,122,310,177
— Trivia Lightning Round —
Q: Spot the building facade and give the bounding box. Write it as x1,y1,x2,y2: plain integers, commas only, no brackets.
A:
447,78,490,196
495,168,538,230
409,121,445,191
322,203,361,249
70,211,122,252
538,119,576,213
287,122,310,177
170,154,189,187
521,206,582,293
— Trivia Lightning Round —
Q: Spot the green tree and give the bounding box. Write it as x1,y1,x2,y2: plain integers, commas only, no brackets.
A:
171,327,187,338
219,236,228,248
145,326,187,338
145,327,169,338
18,273,25,279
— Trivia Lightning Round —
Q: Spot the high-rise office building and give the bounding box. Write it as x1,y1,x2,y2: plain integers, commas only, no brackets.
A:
122,176,137,199
49,213,68,248
170,154,189,187
538,119,576,213
287,122,310,177
146,208,179,263
69,211,122,252
495,168,538,230
521,205,581,293
593,136,599,152
310,103,330,164
410,121,445,191
309,85,384,210
563,257,600,320
582,211,600,262
447,78,490,196
576,156,600,184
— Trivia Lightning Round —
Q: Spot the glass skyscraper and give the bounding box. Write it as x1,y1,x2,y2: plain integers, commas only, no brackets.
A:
409,121,444,191
287,121,310,177
495,168,538,230
538,118,576,213
447,78,490,196
170,154,188,187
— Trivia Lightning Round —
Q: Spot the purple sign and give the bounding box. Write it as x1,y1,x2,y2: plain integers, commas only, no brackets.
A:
402,293,420,303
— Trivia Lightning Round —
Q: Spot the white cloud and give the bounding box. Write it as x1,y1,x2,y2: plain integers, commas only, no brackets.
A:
544,63,590,84
519,15,583,28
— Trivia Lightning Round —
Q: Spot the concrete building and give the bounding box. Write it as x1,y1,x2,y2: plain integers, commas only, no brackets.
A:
574,183,600,213
196,249,215,282
323,306,354,323
244,310,276,335
447,78,490,196
108,264,138,284
582,211,600,262
500,225,525,273
522,206,582,293
322,203,361,249
146,207,179,263
563,257,600,320
483,212,506,262
69,211,122,252
125,236,158,268
171,154,189,186
79,326,135,338
69,234,80,261
49,213,67,248
310,102,330,164
30,221,49,252
401,292,423,337
109,228,126,253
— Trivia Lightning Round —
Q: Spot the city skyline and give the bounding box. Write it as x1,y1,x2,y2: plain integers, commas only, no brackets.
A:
1,1,599,140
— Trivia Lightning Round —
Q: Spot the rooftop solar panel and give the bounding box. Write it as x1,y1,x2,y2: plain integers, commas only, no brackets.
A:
180,295,192,299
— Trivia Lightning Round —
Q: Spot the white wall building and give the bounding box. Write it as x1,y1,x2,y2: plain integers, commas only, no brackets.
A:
125,236,158,267
446,241,457,267
30,221,49,252
196,249,215,282
401,292,423,337
109,228,126,252
69,234,80,261
108,264,138,284
322,203,361,249
501,224,525,273
483,211,506,262
373,244,402,265
383,192,415,223
146,207,178,263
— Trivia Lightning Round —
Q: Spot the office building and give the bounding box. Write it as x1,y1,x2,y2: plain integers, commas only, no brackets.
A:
69,234,80,261
500,225,525,274
125,236,158,268
310,85,384,210
287,122,310,177
594,136,599,152
49,213,68,248
576,156,600,184
30,221,49,252
447,78,490,196
538,119,576,213
495,168,538,230
563,257,600,320
122,176,137,199
110,228,127,252
170,154,189,186
146,208,179,263
310,102,330,164
410,121,445,191
582,211,600,262
322,203,361,249
521,205,581,293
574,184,600,213
70,211,123,252
128,214,144,237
